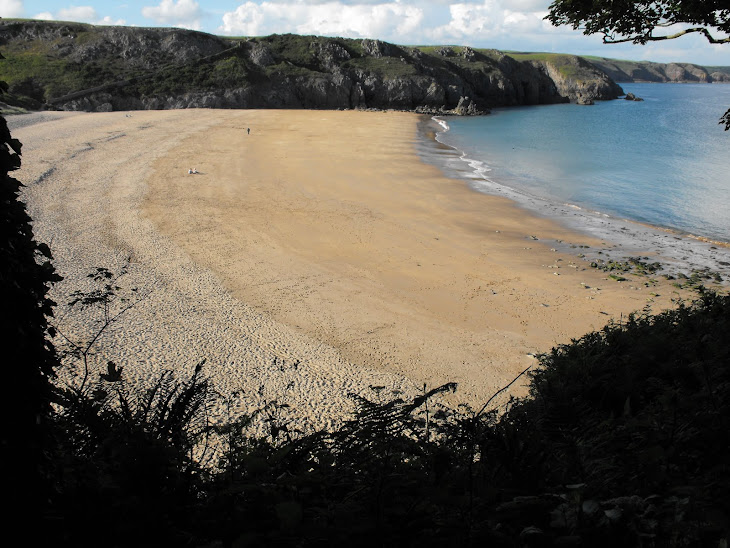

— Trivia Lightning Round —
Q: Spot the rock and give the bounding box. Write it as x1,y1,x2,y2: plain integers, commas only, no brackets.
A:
624,92,644,101
535,54,623,103
248,43,275,67
361,38,396,58
312,40,351,71
710,71,730,83
461,46,476,61
665,62,710,82
588,58,715,83
452,96,484,115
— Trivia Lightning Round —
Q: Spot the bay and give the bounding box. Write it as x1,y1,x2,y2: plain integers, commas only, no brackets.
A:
431,83,730,244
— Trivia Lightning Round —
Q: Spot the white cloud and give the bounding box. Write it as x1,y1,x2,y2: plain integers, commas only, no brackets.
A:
425,1,550,43
219,0,555,45
142,0,203,30
58,6,97,21
98,15,126,25
0,0,24,18
506,0,550,11
30,6,125,25
220,1,424,40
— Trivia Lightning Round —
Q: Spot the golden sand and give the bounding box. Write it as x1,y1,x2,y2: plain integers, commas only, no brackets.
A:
141,109,682,402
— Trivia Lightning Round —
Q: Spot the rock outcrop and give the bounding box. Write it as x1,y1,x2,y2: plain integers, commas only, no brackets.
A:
587,57,730,83
0,19,625,114
624,92,644,101
534,54,624,103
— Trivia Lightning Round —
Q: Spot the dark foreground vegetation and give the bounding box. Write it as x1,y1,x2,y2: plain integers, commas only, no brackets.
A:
3,79,729,547
37,291,730,548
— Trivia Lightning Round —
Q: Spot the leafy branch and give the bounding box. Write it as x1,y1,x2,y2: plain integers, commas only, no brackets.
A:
54,259,148,394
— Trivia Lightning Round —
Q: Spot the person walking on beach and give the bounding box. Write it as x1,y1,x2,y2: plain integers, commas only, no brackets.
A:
247,128,250,135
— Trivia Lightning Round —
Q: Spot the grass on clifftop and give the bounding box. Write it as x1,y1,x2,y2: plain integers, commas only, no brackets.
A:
506,52,588,80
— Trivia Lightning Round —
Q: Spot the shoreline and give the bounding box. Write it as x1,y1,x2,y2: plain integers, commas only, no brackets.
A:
423,114,730,283
8,109,721,429
141,109,703,403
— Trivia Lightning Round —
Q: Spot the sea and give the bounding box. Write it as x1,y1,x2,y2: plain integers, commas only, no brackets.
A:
419,83,730,277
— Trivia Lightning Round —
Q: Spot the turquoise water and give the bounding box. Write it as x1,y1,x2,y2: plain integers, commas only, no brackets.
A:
432,83,730,243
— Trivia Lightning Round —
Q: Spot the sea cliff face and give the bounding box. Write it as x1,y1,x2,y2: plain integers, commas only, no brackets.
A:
588,57,730,83
0,20,624,113
530,54,624,104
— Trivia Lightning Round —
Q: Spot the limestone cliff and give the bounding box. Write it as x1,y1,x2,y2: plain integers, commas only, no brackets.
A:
587,57,730,83
521,54,624,104
0,20,624,113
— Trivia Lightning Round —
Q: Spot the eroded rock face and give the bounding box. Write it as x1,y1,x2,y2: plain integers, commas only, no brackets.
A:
665,63,710,82
588,58,726,83
361,39,398,58
536,55,624,104
1,20,625,114
453,96,485,115
312,40,351,71
247,42,275,67
711,71,730,83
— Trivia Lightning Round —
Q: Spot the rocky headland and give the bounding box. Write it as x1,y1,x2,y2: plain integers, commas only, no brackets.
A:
588,56,730,83
0,19,624,114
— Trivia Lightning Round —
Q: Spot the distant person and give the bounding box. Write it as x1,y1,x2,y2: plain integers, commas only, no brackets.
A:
247,128,250,135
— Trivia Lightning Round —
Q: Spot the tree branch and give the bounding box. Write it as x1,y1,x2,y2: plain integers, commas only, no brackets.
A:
604,27,730,44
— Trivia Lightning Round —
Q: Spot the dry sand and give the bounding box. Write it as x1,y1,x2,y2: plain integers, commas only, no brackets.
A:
10,108,704,430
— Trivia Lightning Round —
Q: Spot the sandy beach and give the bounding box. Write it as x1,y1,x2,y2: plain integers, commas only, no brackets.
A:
10,109,714,429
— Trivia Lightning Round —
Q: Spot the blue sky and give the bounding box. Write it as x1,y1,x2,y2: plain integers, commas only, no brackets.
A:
1,1,728,65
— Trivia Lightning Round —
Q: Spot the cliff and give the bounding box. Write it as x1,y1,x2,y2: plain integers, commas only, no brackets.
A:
508,52,623,104
586,57,730,83
0,20,623,113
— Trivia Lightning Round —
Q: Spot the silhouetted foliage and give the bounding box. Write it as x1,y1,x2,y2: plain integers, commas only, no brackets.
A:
546,0,730,45
45,292,730,546
1,51,62,537
52,362,214,546
722,107,730,131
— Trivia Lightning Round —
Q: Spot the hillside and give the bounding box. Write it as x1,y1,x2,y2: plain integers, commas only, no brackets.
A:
585,56,730,83
0,19,622,113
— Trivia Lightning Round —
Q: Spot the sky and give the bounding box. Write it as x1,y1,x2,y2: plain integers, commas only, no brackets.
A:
1,0,728,66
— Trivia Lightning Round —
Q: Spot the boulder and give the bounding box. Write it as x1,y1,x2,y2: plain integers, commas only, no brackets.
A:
453,96,484,115
624,92,644,101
